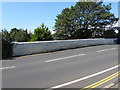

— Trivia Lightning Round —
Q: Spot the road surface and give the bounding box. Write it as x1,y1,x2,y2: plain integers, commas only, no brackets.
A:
2,45,119,89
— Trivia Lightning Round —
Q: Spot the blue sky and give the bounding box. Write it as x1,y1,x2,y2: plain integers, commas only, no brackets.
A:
2,2,118,33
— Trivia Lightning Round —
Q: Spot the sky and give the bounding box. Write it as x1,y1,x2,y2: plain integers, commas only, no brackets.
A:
2,2,119,33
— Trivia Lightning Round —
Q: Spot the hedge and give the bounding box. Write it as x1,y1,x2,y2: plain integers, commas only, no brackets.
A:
2,40,13,59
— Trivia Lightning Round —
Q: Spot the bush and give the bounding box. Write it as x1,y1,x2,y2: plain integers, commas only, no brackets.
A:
117,31,120,44
10,28,31,42
31,24,53,41
2,40,13,59
104,30,117,38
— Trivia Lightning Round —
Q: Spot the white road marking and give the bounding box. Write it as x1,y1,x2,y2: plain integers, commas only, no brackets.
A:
109,48,116,50
97,48,116,52
45,54,85,63
0,66,15,70
2,60,16,62
49,64,120,89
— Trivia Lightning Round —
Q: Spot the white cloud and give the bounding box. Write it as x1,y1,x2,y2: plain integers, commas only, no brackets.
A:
51,30,55,35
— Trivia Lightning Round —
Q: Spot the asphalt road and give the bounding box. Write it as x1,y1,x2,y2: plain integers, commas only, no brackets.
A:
2,45,119,89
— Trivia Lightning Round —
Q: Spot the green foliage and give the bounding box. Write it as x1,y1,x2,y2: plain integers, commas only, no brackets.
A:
10,28,31,42
54,0,118,39
2,29,11,41
31,23,53,41
2,30,12,59
27,32,33,42
2,28,31,59
2,28,31,42
103,30,117,38
117,31,120,44
9,28,19,41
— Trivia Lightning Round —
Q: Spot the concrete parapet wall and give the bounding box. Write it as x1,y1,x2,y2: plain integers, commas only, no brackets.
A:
12,38,116,56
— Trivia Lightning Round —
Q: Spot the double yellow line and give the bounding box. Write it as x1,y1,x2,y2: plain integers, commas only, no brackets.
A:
81,71,120,90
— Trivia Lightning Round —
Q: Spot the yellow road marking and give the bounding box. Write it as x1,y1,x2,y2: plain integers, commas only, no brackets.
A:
89,73,119,89
85,71,119,88
81,71,120,90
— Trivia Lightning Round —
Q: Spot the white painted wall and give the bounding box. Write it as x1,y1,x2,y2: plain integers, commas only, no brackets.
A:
12,38,116,56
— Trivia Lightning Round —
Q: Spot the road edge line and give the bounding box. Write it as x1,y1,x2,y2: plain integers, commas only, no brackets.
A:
0,66,15,70
49,65,120,89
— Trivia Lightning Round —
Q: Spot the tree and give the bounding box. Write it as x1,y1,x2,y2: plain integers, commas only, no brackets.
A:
103,30,117,38
31,23,53,41
1,30,13,59
54,0,118,39
117,30,120,44
1,28,31,59
9,28,31,42
2,29,11,41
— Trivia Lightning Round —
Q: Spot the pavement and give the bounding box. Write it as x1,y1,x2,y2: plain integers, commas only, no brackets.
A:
111,82,119,88
1,45,119,89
